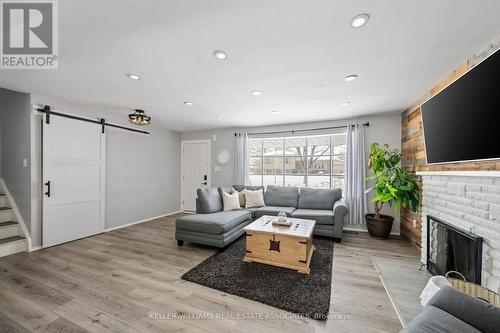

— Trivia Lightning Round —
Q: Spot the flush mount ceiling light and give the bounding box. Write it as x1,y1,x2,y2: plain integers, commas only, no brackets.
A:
213,50,227,60
340,102,351,106
271,110,279,113
184,101,193,106
128,109,151,125
217,116,223,120
126,73,141,80
344,74,358,82
252,90,263,96
350,14,370,28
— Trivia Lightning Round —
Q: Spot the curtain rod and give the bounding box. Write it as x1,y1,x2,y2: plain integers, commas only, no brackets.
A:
234,122,369,137
37,105,150,135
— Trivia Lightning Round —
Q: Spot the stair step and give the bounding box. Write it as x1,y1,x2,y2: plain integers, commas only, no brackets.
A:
0,236,26,257
0,221,17,227
0,236,24,245
0,208,14,223
0,196,6,206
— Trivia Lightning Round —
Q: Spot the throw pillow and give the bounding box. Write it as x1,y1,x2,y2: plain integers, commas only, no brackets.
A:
222,191,241,211
244,189,265,208
197,188,222,213
218,186,236,199
238,189,246,207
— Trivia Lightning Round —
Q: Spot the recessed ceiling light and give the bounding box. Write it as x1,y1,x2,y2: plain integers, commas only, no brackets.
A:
350,14,370,28
126,73,141,80
184,101,193,106
213,50,227,60
341,102,351,106
252,90,263,96
217,116,223,120
271,110,278,113
344,74,358,82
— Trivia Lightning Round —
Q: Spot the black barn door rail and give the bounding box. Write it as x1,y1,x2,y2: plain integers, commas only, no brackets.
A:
38,105,150,135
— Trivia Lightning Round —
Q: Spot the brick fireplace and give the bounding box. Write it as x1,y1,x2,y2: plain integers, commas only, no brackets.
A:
419,171,500,292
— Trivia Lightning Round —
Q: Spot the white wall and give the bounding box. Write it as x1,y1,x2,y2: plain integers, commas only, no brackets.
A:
105,125,181,229
0,88,32,231
30,95,181,247
181,112,402,233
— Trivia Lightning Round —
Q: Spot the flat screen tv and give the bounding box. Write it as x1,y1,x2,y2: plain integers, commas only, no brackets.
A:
421,49,500,164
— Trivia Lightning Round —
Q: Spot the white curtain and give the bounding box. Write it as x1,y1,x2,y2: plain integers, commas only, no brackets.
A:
235,132,249,185
345,124,367,225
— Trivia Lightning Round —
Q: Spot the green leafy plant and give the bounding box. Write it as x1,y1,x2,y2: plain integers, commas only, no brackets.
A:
366,143,420,219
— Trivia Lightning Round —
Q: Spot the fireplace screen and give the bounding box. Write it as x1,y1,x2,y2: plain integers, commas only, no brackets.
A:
427,215,483,284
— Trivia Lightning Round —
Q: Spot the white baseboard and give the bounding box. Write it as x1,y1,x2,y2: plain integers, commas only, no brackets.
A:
104,210,183,232
0,178,33,251
28,210,183,251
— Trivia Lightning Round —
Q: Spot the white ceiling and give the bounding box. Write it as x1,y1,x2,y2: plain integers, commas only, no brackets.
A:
1,0,500,132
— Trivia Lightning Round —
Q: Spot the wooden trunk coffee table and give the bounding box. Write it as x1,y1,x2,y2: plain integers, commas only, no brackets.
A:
243,215,316,274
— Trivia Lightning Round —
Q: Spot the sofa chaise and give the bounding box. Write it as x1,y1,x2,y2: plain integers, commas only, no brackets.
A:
175,185,348,249
402,286,500,333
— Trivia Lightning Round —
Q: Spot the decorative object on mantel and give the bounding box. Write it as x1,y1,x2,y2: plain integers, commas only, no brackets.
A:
365,143,420,239
128,109,151,125
216,149,230,164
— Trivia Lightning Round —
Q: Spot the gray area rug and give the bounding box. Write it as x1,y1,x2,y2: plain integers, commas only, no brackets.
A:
181,237,334,320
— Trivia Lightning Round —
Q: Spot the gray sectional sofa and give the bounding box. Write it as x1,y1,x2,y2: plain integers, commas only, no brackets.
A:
402,286,500,333
175,185,348,249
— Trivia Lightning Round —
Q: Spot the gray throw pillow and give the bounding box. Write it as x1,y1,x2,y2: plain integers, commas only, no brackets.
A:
197,188,222,213
298,188,342,210
264,185,299,207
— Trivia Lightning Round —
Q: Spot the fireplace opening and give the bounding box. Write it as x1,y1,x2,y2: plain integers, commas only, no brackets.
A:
426,215,483,284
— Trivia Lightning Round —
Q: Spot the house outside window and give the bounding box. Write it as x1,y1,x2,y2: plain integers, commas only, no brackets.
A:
248,133,346,191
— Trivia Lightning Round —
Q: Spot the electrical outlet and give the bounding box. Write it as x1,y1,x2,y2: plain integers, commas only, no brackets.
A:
214,165,221,172
22,159,28,168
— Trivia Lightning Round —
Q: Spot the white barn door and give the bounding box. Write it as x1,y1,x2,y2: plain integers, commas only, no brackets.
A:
181,140,210,211
42,114,105,247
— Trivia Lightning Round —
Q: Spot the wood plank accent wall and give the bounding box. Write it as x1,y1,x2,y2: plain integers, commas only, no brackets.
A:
400,40,500,251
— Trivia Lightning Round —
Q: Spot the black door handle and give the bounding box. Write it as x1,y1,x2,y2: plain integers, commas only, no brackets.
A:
45,181,51,197
201,182,207,185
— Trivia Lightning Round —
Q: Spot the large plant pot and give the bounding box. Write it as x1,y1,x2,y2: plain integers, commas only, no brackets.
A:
365,214,394,239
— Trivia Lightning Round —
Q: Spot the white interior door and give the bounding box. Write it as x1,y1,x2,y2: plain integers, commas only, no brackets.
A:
181,140,210,211
42,114,105,247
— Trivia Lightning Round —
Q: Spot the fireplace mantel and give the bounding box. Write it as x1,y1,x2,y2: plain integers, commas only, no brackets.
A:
416,171,500,177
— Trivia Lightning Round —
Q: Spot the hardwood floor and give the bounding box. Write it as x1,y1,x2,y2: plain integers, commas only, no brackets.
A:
0,213,419,333
372,255,431,326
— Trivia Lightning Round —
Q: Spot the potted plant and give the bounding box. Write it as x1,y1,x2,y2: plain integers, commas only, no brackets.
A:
365,143,420,239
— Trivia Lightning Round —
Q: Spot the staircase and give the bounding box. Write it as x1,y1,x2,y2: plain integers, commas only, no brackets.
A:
0,193,27,257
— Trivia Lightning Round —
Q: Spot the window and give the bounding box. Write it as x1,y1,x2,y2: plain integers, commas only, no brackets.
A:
248,133,346,191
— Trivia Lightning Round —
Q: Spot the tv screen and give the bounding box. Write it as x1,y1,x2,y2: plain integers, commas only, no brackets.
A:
421,49,500,164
